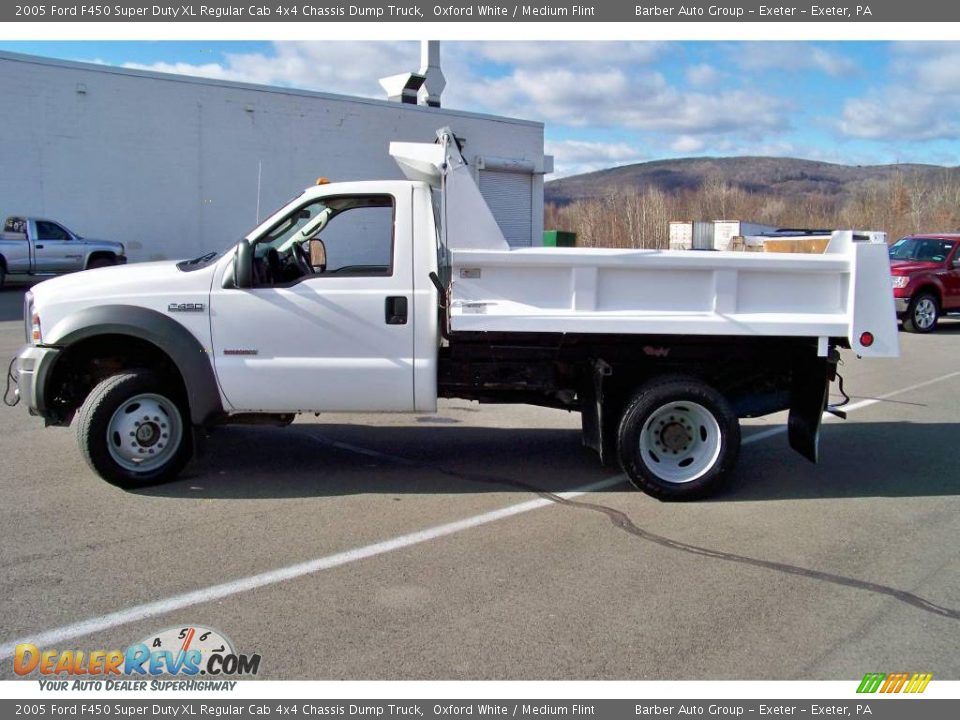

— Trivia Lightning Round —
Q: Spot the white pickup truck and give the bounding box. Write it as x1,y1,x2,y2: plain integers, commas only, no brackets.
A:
1,216,126,286
10,129,898,500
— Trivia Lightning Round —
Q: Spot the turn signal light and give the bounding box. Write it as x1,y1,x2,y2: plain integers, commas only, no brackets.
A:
859,331,874,347
31,312,42,344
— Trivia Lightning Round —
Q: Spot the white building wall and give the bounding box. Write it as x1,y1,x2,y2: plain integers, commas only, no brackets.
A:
0,52,545,262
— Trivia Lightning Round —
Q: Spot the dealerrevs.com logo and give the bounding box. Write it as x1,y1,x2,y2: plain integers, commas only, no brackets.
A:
857,672,932,694
14,626,260,688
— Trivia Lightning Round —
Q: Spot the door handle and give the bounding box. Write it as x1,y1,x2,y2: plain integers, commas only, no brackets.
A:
35,244,44,249
385,296,408,325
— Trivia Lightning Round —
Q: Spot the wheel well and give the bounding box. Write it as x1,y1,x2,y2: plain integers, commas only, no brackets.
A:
86,251,117,267
44,334,188,425
912,285,942,306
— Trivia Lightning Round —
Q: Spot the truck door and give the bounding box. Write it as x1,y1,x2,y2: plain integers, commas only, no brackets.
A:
32,220,84,273
943,241,960,310
209,190,416,413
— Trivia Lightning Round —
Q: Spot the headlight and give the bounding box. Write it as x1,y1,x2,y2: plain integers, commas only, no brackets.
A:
24,294,41,345
891,276,909,289
31,311,42,345
23,293,33,344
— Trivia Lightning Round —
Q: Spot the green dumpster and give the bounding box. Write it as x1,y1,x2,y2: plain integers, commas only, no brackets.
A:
543,230,577,247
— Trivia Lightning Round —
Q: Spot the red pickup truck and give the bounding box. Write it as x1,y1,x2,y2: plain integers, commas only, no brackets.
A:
890,234,960,332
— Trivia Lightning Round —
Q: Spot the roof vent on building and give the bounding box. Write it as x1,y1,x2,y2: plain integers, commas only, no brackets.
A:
379,41,445,107
419,41,445,108
379,72,425,104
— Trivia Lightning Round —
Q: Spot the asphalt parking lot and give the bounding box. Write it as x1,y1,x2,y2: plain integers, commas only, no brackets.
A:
0,283,958,681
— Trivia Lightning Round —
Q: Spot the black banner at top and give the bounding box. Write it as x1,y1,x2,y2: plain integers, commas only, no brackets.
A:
3,1,957,23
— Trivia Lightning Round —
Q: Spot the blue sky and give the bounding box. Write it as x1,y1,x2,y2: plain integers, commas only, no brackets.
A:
2,41,959,176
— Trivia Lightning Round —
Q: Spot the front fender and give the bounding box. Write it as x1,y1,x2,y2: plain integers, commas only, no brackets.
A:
44,305,222,424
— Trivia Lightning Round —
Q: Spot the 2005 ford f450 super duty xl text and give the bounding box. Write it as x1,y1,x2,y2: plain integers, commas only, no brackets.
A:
10,128,898,500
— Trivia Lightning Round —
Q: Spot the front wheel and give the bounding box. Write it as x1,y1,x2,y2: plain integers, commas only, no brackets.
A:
76,370,193,488
617,377,740,501
87,257,116,269
902,292,939,333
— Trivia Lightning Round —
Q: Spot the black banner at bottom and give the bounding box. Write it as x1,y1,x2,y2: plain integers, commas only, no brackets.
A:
2,700,958,720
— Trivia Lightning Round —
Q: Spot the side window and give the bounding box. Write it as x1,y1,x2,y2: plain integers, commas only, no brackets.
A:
4,217,26,234
253,194,395,286
317,199,394,276
36,222,71,241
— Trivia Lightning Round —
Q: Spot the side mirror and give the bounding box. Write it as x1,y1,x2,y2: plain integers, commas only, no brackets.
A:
234,239,254,289
308,238,326,272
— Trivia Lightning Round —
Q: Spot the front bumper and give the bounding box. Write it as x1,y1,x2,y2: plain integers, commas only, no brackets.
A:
894,297,910,315
13,344,61,418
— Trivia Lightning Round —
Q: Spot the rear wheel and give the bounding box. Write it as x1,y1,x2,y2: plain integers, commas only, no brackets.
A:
902,292,939,333
77,370,193,488
617,377,740,501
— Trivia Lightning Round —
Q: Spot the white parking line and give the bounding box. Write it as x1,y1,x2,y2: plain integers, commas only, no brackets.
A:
0,476,623,660
1,368,957,660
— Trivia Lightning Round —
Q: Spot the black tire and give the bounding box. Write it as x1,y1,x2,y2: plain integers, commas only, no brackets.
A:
902,292,939,333
76,370,193,488
617,377,740,501
87,257,116,269
0,263,5,289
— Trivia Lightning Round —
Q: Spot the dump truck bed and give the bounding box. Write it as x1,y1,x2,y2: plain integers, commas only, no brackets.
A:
449,232,898,358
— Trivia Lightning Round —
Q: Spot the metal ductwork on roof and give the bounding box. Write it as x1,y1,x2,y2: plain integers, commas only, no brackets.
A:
378,72,425,104
419,41,445,108
379,41,445,107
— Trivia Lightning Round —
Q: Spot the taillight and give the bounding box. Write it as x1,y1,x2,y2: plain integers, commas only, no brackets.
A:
859,331,874,347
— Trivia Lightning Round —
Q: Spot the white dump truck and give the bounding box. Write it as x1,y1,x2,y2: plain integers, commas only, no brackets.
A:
10,128,898,500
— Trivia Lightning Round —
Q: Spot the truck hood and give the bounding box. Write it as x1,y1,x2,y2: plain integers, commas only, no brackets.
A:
889,260,942,273
82,237,124,251
31,260,219,346
32,260,203,303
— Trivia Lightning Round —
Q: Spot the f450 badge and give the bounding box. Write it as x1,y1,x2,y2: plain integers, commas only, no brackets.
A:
167,302,205,313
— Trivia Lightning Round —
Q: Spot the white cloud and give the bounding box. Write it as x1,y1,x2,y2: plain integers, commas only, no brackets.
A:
446,64,787,135
545,139,647,176
112,41,806,168
124,42,418,99
839,91,956,141
685,64,722,87
119,42,786,138
464,42,664,67
733,43,858,77
670,136,706,154
838,43,960,141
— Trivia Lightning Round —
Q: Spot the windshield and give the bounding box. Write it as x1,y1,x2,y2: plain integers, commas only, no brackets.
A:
889,237,956,262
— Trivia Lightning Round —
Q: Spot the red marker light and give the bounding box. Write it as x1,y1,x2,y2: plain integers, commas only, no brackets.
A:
859,331,874,347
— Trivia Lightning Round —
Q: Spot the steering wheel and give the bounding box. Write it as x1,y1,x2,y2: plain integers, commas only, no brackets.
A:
291,241,312,277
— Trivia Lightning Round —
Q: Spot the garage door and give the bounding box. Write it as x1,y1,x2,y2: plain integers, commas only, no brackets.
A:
479,169,533,247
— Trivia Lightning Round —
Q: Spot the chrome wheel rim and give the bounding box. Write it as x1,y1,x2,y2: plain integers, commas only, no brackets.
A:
638,401,722,484
106,393,182,472
914,298,936,330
